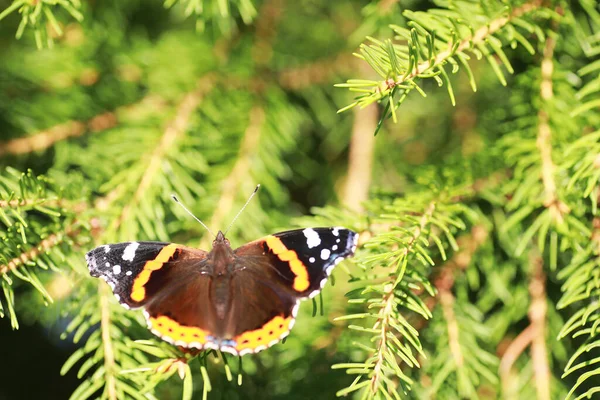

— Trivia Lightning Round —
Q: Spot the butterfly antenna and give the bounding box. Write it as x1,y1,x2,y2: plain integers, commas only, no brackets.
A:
171,195,216,238
223,184,260,236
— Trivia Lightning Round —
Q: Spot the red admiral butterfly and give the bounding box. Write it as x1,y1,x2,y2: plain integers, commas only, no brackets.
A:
86,187,358,356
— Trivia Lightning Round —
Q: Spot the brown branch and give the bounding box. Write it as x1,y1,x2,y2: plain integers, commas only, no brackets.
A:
499,325,535,397
344,69,378,211
0,222,79,275
278,53,357,90
199,106,266,248
528,253,551,400
439,289,464,368
0,112,117,156
382,0,542,91
0,199,42,208
111,76,215,233
99,283,117,400
536,30,569,222
252,0,284,67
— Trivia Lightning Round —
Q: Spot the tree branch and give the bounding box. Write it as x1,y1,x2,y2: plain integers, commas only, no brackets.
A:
343,69,378,211
99,283,117,400
370,202,436,394
278,53,357,90
0,112,117,156
199,105,265,248
0,221,79,275
499,325,535,397
536,29,569,222
384,0,543,89
528,253,551,400
111,76,215,233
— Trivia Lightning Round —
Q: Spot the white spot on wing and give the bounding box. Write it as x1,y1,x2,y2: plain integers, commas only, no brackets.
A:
332,245,338,251
113,265,121,275
332,227,340,236
105,262,110,267
220,346,238,355
303,228,321,249
320,248,331,260
104,245,110,253
126,271,132,276
239,349,252,356
309,257,315,263
122,242,140,261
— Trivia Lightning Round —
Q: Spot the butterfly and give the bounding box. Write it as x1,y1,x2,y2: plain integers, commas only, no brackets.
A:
85,189,357,356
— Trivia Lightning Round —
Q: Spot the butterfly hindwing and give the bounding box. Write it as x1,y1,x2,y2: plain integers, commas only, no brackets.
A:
235,227,358,298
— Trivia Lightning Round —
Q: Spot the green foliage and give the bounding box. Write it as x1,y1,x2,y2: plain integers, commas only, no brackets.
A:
1,0,600,399
0,167,84,328
0,0,83,48
165,0,257,33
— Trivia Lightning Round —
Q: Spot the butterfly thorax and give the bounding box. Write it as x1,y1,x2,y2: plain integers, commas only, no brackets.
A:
208,231,235,320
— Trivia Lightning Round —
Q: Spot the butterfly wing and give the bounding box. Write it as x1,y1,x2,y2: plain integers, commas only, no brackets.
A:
234,227,358,299
86,242,207,308
87,241,219,349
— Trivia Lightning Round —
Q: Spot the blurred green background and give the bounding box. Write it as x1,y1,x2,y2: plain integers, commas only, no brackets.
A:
1,0,598,399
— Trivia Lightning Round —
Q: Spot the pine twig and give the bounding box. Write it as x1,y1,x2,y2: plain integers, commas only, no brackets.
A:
252,0,284,66
536,29,569,222
199,105,265,247
499,325,535,397
439,290,463,368
278,53,357,90
369,201,436,394
0,112,117,156
111,76,215,233
344,62,378,211
528,253,551,400
0,221,79,275
99,283,118,400
384,0,543,90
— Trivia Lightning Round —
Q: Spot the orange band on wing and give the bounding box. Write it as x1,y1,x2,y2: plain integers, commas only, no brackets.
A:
233,314,293,352
130,244,179,302
149,315,209,344
265,235,310,291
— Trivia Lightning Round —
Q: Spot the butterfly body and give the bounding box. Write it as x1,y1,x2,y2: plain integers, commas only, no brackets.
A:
86,227,357,355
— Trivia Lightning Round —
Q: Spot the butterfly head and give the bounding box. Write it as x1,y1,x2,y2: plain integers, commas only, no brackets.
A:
213,231,231,247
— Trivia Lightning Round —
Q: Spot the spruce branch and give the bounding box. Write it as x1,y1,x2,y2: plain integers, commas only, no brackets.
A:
536,24,569,223
336,0,543,125
0,168,84,328
528,252,551,400
0,0,83,49
109,76,216,236
333,191,474,398
419,225,498,398
439,288,463,369
0,112,117,156
164,0,257,31
278,54,357,90
0,221,79,275
199,105,265,247
343,101,378,211
99,284,118,400
252,0,283,67
500,325,535,397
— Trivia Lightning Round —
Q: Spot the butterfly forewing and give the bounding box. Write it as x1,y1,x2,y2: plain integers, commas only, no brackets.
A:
234,227,358,298
86,242,206,308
